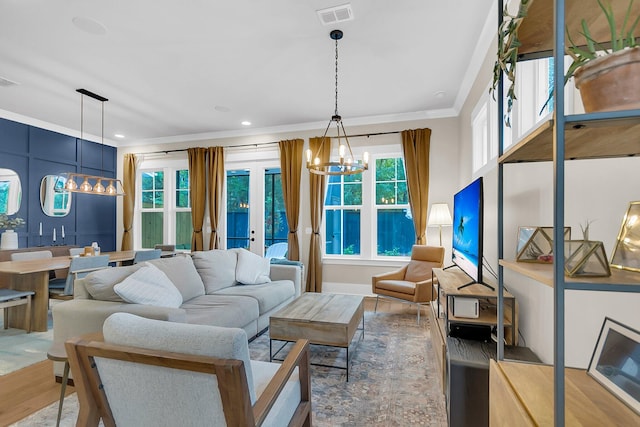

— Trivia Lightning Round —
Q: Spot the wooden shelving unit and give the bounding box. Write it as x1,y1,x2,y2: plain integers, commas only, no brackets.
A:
494,1,640,425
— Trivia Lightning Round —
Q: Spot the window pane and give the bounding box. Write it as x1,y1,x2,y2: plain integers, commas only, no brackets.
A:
397,182,409,204
396,159,406,180
154,190,164,208
325,183,341,206
344,183,362,205
155,171,164,190
376,158,396,181
142,191,154,209
176,170,189,190
141,212,163,249
176,190,189,208
376,182,395,204
141,172,154,191
325,209,360,255
175,211,192,250
377,209,414,256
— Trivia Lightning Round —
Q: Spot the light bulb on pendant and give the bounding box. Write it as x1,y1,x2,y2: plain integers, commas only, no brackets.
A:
93,178,105,193
79,176,92,192
65,178,78,190
106,180,117,195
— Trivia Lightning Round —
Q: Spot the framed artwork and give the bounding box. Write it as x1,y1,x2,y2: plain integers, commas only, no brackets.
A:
611,201,640,272
588,317,640,415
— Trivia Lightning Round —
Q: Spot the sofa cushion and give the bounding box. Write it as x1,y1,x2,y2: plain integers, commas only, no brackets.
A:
102,312,257,406
148,255,205,301
215,280,295,314
114,264,183,308
180,294,259,329
191,250,238,293
84,264,143,302
236,249,271,285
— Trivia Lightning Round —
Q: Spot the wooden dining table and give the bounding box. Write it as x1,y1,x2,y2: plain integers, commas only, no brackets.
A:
0,251,138,332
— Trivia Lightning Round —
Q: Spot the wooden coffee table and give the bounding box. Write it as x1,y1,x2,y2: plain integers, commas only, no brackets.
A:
269,293,364,381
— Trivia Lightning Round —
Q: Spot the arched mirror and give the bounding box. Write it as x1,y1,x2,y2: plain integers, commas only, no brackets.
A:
40,175,72,217
0,168,22,215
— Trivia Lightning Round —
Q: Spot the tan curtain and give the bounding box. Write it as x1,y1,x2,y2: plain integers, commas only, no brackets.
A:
278,139,303,261
306,137,331,292
401,128,431,245
121,153,137,250
188,147,207,251
207,146,224,249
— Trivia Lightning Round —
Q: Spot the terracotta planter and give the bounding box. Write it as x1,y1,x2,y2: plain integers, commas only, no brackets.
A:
573,46,640,113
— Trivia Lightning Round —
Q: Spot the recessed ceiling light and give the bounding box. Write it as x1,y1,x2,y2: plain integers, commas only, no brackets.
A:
241,121,251,126
214,105,231,113
114,134,125,139
72,16,107,35
434,90,446,99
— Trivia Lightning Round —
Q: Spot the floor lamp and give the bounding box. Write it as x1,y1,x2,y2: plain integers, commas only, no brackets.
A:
427,203,453,246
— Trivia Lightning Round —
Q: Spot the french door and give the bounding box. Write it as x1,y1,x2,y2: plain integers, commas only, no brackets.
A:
224,149,285,256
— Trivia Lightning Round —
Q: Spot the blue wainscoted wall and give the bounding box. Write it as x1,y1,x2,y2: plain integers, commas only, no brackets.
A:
0,117,117,251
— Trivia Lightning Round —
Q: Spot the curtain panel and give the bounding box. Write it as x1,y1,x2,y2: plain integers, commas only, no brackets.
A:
306,137,331,293
207,146,224,249
278,139,303,261
121,153,137,250
188,147,207,251
401,128,431,245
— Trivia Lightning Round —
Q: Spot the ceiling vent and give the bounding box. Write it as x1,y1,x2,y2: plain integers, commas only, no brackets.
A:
317,4,354,26
0,76,19,87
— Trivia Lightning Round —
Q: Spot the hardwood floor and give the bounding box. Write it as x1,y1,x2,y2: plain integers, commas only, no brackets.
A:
0,296,425,425
0,359,74,426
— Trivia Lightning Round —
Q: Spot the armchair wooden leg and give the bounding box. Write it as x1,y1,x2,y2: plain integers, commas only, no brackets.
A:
374,295,379,313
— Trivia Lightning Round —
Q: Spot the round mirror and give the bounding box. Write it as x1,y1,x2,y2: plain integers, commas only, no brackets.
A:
0,168,22,215
40,175,72,217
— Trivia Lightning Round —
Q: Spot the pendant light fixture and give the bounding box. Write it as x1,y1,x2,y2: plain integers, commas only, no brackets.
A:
306,30,368,176
56,89,125,196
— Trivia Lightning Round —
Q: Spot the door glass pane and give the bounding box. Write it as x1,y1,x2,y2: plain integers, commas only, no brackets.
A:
377,209,414,256
141,212,163,249
227,170,250,249
264,169,286,250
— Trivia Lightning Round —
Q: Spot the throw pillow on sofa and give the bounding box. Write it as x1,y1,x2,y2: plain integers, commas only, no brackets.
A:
114,263,183,308
84,264,143,302
147,254,206,301
191,250,238,293
235,249,271,285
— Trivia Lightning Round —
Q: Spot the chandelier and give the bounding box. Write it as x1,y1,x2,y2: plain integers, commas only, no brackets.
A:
306,30,368,176
56,89,125,196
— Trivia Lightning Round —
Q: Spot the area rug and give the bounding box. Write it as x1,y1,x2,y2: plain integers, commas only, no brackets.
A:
0,308,54,376
11,310,447,427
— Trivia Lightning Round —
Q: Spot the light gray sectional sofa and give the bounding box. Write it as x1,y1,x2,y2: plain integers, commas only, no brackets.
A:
52,249,303,376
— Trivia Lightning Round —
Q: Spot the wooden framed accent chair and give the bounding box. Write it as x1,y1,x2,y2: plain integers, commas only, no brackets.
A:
371,245,445,323
65,313,312,427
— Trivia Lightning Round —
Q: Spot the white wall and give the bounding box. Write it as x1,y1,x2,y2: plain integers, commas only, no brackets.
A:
459,36,640,367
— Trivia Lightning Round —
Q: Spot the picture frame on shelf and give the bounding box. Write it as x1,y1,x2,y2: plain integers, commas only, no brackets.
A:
611,201,640,273
516,226,571,263
588,317,640,415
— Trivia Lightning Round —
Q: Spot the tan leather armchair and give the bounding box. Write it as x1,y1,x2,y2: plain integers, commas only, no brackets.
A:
372,245,445,323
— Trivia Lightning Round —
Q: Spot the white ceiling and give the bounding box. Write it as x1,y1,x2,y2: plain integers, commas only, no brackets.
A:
0,0,495,147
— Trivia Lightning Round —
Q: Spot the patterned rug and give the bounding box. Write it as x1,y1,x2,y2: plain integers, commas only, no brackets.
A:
11,310,447,427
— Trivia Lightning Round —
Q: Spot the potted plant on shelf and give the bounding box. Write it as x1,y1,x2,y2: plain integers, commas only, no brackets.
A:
0,214,25,250
492,0,640,123
567,0,640,112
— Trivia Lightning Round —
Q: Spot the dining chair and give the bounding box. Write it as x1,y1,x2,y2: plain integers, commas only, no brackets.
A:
133,249,162,264
62,255,110,296
69,248,85,257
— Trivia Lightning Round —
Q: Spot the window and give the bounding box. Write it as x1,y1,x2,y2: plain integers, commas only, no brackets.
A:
374,157,414,256
325,169,362,255
472,87,500,174
322,152,415,259
138,166,192,250
264,169,287,248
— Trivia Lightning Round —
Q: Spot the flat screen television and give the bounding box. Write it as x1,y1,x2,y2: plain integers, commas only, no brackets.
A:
452,177,483,285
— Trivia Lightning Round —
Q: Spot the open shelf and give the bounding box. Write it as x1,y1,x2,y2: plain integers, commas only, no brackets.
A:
517,0,640,58
500,259,640,292
448,303,514,327
498,113,640,164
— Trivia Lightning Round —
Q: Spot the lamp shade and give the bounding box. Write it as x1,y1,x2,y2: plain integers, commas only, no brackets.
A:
427,203,452,226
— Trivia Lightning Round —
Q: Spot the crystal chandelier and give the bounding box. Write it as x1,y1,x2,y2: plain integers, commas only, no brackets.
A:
57,89,125,196
306,30,368,176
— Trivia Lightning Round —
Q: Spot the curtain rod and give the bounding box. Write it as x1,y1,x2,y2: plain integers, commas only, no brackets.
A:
131,130,402,155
